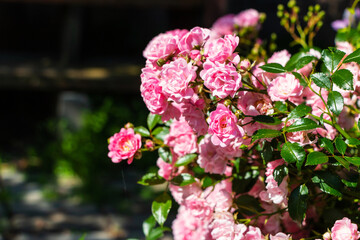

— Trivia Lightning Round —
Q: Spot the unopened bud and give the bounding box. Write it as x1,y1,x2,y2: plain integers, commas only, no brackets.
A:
287,0,296,8
277,4,284,11
156,58,166,67
125,122,134,129
240,59,251,70
224,99,232,107
134,151,142,159
145,139,155,150
314,4,321,12
235,110,243,119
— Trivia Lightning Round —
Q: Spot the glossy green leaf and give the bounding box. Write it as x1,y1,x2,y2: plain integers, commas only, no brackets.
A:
312,172,343,197
288,103,312,120
295,56,317,70
334,156,350,169
319,138,334,154
274,101,287,112
252,129,282,141
259,63,287,73
306,151,329,166
327,91,344,116
138,173,166,186
146,228,164,240
286,118,318,132
335,137,347,155
344,156,360,166
281,142,306,165
143,215,156,237
261,141,273,163
273,165,288,185
345,138,360,146
292,72,307,87
171,173,196,186
158,147,172,163
310,73,331,89
151,193,172,227
343,48,360,64
285,52,307,70
234,195,265,216
152,127,169,141
147,113,161,131
175,153,197,167
332,69,354,90
252,115,281,125
321,48,345,73
288,184,308,222
134,126,151,137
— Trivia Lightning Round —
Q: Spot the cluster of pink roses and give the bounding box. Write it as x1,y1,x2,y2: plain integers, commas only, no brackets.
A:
108,6,360,240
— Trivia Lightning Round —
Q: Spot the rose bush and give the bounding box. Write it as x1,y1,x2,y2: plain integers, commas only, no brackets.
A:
108,0,360,239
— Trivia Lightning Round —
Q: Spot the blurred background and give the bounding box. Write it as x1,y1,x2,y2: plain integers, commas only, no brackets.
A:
0,0,354,239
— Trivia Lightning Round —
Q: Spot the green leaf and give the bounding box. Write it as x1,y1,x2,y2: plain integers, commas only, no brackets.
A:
274,101,287,112
310,73,331,89
342,179,358,188
134,126,150,137
252,115,280,124
332,69,354,90
312,172,343,197
327,91,344,116
261,141,273,163
295,56,317,70
321,48,346,73
344,156,360,166
171,173,196,186
343,48,360,64
285,52,307,71
273,165,289,185
158,147,172,163
306,151,329,166
147,113,161,131
281,142,306,166
146,228,164,240
138,173,166,186
345,138,360,146
286,118,318,132
78,234,86,240
334,156,350,169
252,129,282,141
335,137,347,155
175,153,197,167
143,215,156,237
319,138,334,154
152,193,172,227
292,72,307,87
152,127,169,141
288,103,312,120
234,195,265,216
259,63,287,73
288,184,308,222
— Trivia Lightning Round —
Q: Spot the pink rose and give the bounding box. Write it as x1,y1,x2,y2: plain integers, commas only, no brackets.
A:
211,14,235,38
267,73,303,102
157,158,173,180
185,194,213,220
140,76,168,115
198,135,228,174
244,226,265,240
268,50,291,67
165,119,197,157
234,9,260,28
204,34,239,63
143,29,187,61
208,104,244,147
108,128,141,164
159,57,197,102
211,212,247,240
200,60,242,99
178,27,211,52
237,91,273,116
331,217,360,240
169,182,202,205
270,233,291,240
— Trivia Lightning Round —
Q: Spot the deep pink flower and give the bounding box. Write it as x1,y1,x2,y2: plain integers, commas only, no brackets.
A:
208,104,244,147
234,9,260,28
267,73,303,102
108,128,141,164
204,34,239,63
165,119,197,157
178,27,211,52
331,217,360,240
200,60,242,99
159,58,197,103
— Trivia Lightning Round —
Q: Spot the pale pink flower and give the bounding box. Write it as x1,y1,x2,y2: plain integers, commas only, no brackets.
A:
178,27,211,52
237,91,273,116
268,50,291,67
331,217,360,240
198,135,228,174
210,212,247,240
108,128,141,164
267,73,303,102
216,137,244,159
234,9,260,28
204,181,233,211
285,119,314,146
211,14,235,38
270,232,291,240
204,35,239,63
157,158,173,180
244,226,265,240
185,194,213,220
200,60,242,99
208,104,244,147
323,232,331,240
143,29,187,61
159,57,197,102
165,119,197,157
169,182,202,205
140,76,168,115
336,41,354,55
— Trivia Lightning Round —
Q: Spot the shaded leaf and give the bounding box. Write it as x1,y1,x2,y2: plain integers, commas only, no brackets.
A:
158,147,172,163
234,195,265,216
152,127,169,141
334,156,350,169
319,138,334,154
274,101,287,112
273,165,289,185
335,137,347,155
138,173,166,186
343,48,360,64
147,228,164,240
312,172,343,197
292,72,307,87
252,115,281,125
261,141,273,163
306,151,329,166
288,184,308,222
285,52,307,70
344,156,360,166
286,118,318,132
171,173,196,186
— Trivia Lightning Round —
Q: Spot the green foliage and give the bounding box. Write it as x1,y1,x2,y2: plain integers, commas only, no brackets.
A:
151,193,172,227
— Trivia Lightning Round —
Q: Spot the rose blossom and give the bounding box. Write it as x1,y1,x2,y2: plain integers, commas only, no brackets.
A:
140,76,168,115
178,27,211,52
244,226,265,240
208,104,244,147
204,34,239,63
211,14,235,38
331,217,360,240
198,135,228,174
185,194,213,220
210,212,247,240
159,57,197,102
234,9,260,28
165,119,197,157
270,232,291,240
200,60,242,99
108,128,141,164
157,158,173,180
267,73,303,102
268,50,291,67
